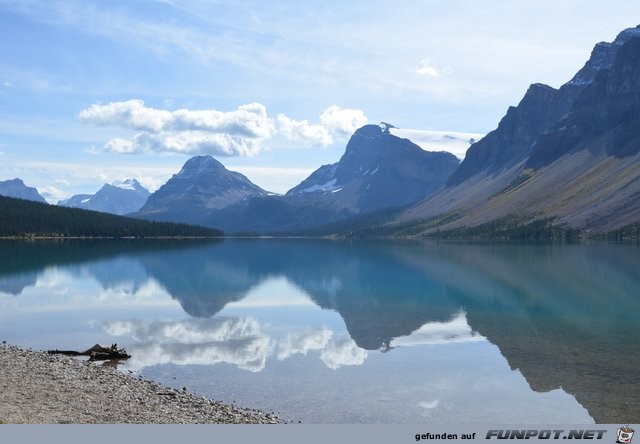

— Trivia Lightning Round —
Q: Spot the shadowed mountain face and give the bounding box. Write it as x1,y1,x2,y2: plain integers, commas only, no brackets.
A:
527,33,640,168
133,155,268,225
0,178,46,203
446,83,577,187
205,124,459,233
395,26,640,234
1,239,638,422
288,124,460,213
59,179,150,216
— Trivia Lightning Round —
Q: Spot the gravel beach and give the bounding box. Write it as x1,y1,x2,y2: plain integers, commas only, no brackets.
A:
0,343,282,424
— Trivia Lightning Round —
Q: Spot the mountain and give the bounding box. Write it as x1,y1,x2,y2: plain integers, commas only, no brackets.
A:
389,26,640,237
133,156,269,225
205,123,460,233
0,194,222,238
0,178,47,203
59,179,150,215
287,123,459,212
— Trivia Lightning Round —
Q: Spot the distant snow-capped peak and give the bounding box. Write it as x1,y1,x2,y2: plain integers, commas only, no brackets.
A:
111,179,142,191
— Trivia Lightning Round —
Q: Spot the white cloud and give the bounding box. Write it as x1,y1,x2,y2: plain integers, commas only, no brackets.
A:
416,59,439,78
104,137,140,154
81,100,274,139
80,100,367,155
79,99,173,132
276,114,332,146
319,105,369,137
390,127,485,159
104,131,263,157
39,185,67,203
276,105,368,147
172,103,274,138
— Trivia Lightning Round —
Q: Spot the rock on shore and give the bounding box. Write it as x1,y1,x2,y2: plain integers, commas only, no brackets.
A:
0,343,282,424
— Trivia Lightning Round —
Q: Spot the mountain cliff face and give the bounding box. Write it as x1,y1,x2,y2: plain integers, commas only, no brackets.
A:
59,179,150,215
134,155,268,224
0,178,47,203
206,124,459,233
288,124,459,213
394,26,640,235
446,82,576,187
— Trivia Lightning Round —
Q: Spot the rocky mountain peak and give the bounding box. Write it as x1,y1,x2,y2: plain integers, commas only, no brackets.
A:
568,25,640,87
0,178,47,203
176,155,225,179
111,178,143,190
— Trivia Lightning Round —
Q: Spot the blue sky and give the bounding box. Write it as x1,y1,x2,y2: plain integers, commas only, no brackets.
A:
1,0,640,201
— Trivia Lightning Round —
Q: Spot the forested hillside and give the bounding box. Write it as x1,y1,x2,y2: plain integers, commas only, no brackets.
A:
0,196,222,238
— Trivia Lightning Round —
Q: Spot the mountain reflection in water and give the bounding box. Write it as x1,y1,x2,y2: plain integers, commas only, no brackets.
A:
0,239,638,423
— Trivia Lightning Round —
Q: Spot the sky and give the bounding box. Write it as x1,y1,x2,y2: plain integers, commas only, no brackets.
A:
1,0,640,201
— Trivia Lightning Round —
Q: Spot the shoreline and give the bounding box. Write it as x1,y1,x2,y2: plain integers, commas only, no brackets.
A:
0,343,282,424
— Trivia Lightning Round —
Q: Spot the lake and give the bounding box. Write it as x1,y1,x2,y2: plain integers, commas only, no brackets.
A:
0,239,638,423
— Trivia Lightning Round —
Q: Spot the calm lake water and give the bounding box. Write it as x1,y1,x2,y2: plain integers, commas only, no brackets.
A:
0,239,638,423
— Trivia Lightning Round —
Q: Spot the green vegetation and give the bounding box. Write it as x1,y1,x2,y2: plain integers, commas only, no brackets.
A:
429,216,582,241
326,211,584,241
600,222,640,241
0,195,223,238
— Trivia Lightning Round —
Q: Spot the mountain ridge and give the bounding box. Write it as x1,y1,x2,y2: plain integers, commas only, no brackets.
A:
133,155,269,225
388,25,640,237
0,178,47,204
59,179,150,215
204,124,460,233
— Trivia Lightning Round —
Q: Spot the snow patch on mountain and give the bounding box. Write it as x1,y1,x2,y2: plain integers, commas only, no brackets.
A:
299,178,339,193
112,179,140,191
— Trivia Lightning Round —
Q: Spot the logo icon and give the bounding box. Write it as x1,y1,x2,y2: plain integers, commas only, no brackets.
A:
617,426,634,444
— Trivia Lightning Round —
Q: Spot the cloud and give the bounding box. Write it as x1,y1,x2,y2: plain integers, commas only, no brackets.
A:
276,105,368,147
39,185,68,203
80,100,275,157
104,137,140,154
276,114,332,146
319,105,369,137
389,127,485,159
80,100,368,155
416,59,440,78
79,99,172,132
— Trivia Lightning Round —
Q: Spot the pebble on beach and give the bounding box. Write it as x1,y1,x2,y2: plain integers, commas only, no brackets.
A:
0,343,282,424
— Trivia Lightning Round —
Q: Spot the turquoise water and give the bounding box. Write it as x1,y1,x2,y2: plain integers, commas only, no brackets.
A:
0,239,638,423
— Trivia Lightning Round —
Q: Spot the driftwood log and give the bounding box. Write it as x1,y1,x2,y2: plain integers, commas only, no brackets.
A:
48,343,131,361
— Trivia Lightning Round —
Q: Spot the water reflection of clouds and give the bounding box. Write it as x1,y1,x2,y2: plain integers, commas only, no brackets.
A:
417,399,442,419
275,328,332,360
104,312,482,373
0,267,178,312
226,277,316,308
320,336,368,369
390,311,485,348
104,316,370,372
